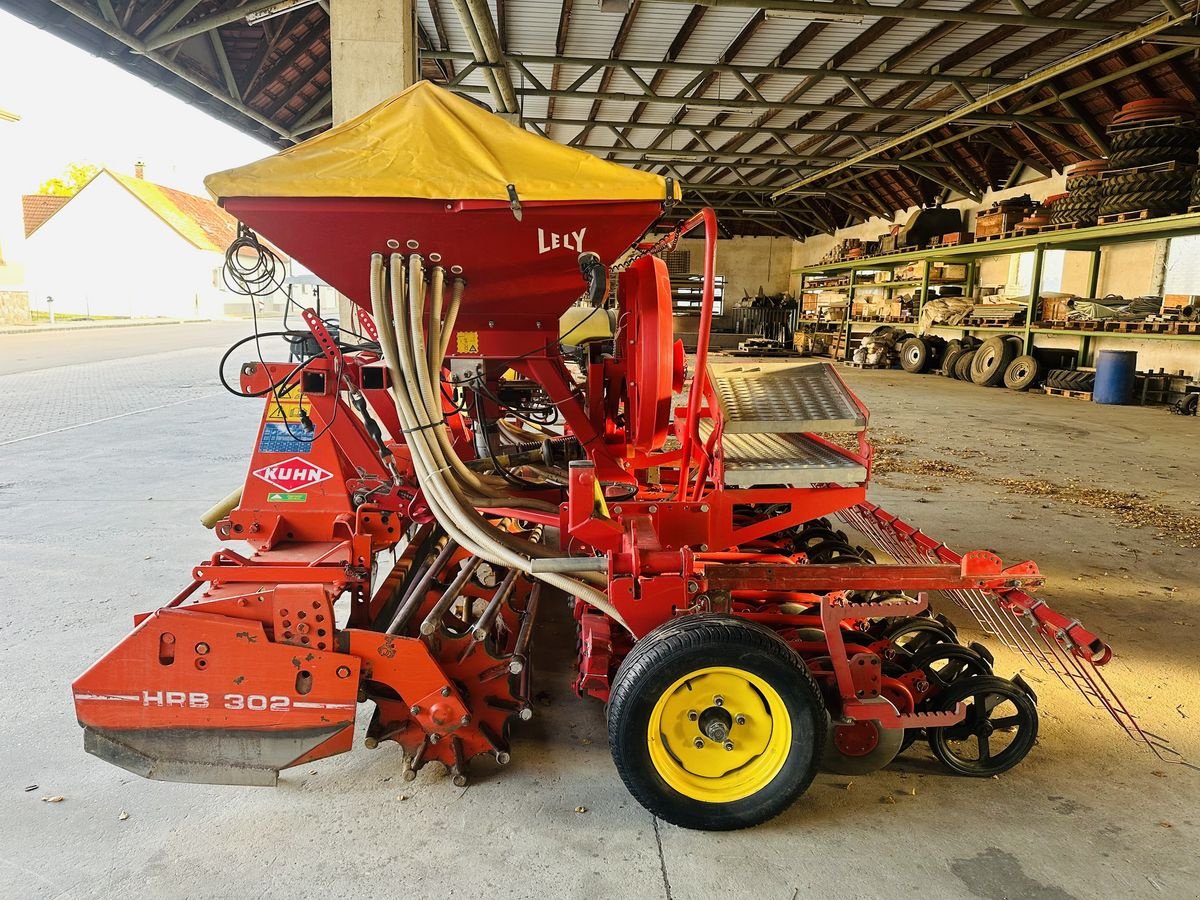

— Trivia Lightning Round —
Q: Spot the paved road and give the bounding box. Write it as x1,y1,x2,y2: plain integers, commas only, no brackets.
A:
0,332,1195,900
0,320,262,376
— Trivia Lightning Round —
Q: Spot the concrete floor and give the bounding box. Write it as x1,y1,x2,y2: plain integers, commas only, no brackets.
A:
0,326,1197,900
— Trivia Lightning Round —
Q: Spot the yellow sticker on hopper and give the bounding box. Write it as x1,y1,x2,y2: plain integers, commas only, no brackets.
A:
457,332,480,354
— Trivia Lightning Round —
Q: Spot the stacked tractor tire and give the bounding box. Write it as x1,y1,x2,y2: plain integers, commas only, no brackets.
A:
1098,99,1199,220
1051,160,1105,226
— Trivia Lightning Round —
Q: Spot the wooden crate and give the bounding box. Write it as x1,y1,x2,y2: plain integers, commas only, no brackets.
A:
974,206,1030,239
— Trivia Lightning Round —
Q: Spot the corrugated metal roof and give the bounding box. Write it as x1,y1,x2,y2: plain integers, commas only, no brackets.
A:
6,0,1194,237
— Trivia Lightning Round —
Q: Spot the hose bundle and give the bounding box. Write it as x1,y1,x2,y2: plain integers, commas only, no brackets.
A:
368,252,629,631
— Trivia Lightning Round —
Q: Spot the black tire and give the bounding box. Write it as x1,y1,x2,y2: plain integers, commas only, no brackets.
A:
908,643,994,694
1101,170,1193,195
927,676,1039,776
883,617,958,657
1109,125,1200,153
954,348,976,381
1108,145,1199,169
1045,368,1073,390
970,336,1016,387
899,337,930,373
941,346,964,377
608,614,827,831
1068,370,1096,392
1098,190,1189,216
1004,354,1040,391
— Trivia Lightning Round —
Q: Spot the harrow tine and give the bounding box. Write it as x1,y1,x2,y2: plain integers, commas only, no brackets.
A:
387,538,460,635
839,501,1171,745
1034,624,1098,699
420,556,483,636
471,569,521,642
403,737,430,782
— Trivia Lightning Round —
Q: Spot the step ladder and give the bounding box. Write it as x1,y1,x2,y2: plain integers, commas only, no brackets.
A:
705,362,868,488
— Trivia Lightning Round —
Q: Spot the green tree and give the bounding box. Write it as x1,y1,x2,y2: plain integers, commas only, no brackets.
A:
37,162,100,196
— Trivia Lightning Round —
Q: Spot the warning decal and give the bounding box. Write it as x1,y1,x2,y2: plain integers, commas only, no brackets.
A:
266,383,306,423
259,423,312,454
456,331,480,354
252,457,333,492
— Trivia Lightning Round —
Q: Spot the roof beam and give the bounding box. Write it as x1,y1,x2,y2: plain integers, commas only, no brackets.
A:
772,10,1195,197
208,30,240,99
45,0,292,138
656,0,1189,32
144,0,206,42
143,0,301,51
452,84,1079,123
422,49,1020,87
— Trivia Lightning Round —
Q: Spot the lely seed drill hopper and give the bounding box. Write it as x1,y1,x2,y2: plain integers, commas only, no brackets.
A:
74,82,1146,830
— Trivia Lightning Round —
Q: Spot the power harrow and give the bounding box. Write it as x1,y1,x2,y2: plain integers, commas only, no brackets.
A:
73,83,1147,830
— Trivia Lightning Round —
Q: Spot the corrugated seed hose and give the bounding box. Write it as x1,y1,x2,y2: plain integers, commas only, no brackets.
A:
369,252,628,631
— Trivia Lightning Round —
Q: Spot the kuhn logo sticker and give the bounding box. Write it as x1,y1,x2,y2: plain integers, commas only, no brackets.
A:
253,457,332,492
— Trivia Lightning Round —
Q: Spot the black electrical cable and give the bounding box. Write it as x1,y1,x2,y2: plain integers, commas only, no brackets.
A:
218,226,347,444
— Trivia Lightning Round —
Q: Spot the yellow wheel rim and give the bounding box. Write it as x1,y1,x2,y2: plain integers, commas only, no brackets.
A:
646,666,791,803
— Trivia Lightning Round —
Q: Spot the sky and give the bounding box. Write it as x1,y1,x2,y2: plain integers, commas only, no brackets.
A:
0,10,272,252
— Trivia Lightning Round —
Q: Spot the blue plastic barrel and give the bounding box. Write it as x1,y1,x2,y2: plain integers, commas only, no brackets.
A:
1093,349,1137,404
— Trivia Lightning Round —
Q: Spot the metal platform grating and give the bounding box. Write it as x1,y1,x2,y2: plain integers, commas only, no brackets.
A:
701,424,867,487
708,362,866,434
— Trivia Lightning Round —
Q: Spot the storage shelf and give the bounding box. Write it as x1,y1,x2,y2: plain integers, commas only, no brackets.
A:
929,324,1024,332
1030,327,1200,341
795,211,1200,276
850,280,923,291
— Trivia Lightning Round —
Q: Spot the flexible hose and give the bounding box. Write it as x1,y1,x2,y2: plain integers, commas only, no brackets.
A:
370,253,626,628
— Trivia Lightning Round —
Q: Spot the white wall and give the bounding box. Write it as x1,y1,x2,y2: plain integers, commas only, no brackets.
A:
678,234,793,304
0,118,27,289
23,173,226,319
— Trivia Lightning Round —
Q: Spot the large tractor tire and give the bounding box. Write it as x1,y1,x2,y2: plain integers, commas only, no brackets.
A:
608,615,827,830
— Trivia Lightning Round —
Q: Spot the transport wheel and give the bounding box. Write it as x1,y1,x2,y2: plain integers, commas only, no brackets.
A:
940,347,964,377
821,697,905,775
899,337,930,374
1004,355,1040,391
970,336,1016,387
927,676,1039,776
608,615,827,830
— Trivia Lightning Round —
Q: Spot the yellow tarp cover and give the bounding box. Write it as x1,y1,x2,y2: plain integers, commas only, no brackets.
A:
206,81,680,203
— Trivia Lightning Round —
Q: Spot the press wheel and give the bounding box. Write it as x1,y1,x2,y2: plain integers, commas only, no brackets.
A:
928,676,1038,776
608,615,827,831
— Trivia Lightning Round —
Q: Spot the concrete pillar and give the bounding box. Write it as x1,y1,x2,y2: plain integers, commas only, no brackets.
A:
330,0,418,125
330,0,418,326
